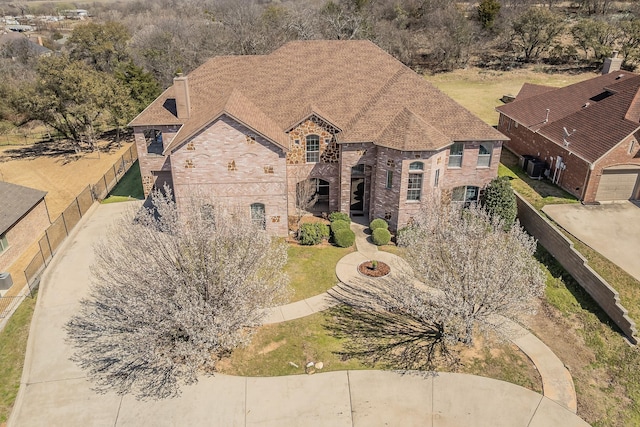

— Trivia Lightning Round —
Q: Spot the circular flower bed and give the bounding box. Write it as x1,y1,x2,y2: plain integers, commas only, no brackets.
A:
358,261,391,278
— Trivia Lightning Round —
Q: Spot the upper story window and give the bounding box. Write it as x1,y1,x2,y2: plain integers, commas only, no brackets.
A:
434,169,440,187
306,135,320,163
407,173,423,201
144,129,163,155
409,161,424,170
449,143,463,168
477,143,492,168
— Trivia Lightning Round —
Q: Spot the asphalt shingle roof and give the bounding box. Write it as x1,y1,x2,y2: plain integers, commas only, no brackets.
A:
497,71,640,163
130,40,505,153
0,181,47,235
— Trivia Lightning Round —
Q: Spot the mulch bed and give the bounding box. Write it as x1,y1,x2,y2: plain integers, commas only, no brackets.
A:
358,261,391,278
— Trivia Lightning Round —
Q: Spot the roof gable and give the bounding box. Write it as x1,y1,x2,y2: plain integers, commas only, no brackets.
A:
133,40,505,152
0,182,47,235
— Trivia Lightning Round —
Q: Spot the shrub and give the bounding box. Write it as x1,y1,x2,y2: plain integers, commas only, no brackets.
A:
329,212,350,223
480,176,517,230
331,219,350,234
316,223,330,239
369,218,388,231
298,223,323,245
334,228,356,248
372,228,391,246
396,226,416,247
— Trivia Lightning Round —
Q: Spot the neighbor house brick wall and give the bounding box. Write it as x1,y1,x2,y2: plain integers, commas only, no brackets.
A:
498,115,590,200
133,125,180,196
0,199,50,272
584,132,640,202
171,116,288,236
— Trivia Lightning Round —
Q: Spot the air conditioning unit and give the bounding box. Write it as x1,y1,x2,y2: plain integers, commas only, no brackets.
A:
0,272,13,290
527,160,547,180
519,155,536,172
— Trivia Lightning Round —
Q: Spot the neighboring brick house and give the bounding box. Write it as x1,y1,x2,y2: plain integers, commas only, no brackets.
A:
0,182,50,273
130,40,506,235
496,60,640,203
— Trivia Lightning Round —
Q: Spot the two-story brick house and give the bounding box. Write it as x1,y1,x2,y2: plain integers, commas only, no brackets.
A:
496,60,640,203
130,40,506,235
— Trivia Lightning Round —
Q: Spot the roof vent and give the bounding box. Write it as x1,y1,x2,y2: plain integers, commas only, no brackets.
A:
583,102,590,108
616,74,625,80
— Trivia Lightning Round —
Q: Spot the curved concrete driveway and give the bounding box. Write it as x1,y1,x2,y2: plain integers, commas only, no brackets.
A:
10,203,590,426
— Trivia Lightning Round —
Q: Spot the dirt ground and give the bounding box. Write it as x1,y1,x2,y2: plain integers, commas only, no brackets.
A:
0,138,135,294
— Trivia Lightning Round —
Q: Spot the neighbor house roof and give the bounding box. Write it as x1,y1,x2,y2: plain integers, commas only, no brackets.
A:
0,181,47,235
130,40,505,154
496,71,640,163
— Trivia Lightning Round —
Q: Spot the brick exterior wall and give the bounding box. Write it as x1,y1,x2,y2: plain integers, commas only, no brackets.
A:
585,133,640,202
171,116,289,236
498,114,640,202
516,193,637,343
0,199,50,272
133,124,180,196
441,140,502,191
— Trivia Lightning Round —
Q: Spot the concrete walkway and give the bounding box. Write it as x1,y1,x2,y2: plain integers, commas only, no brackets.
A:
266,221,578,414
10,204,588,426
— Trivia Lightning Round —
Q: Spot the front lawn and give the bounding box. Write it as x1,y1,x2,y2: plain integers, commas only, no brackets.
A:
284,244,353,302
0,294,37,423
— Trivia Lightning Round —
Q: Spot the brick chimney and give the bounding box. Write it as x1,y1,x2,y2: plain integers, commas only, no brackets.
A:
173,73,191,119
602,51,622,75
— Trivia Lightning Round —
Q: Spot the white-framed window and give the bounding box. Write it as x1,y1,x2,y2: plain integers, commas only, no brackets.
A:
452,185,479,205
250,203,266,230
143,129,163,155
434,169,440,187
386,170,393,189
477,143,492,168
448,143,463,168
407,173,423,201
0,234,8,253
306,135,320,163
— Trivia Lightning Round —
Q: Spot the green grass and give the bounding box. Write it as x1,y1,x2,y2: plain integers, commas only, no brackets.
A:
0,293,37,423
535,247,640,427
284,245,353,302
498,151,578,210
220,312,368,376
101,161,144,204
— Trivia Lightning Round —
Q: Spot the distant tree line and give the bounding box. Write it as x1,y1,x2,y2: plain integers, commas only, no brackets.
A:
2,0,640,144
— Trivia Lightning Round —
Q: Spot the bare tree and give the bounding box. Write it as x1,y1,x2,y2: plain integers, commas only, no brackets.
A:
66,189,289,399
398,198,546,345
294,174,318,227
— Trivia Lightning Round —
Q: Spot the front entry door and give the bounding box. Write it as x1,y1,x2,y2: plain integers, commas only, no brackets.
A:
350,177,365,215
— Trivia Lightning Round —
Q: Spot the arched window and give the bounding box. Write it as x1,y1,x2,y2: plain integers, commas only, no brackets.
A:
477,143,492,167
409,161,424,170
306,135,320,163
250,203,266,230
143,129,163,155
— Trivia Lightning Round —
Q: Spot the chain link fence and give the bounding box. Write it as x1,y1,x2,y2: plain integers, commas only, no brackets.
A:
15,145,138,300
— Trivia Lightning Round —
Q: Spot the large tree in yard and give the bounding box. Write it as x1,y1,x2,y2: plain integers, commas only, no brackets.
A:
331,198,545,369
12,55,136,149
511,7,564,62
66,190,289,399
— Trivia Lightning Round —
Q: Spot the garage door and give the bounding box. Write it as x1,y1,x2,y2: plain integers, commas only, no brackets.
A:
596,169,640,201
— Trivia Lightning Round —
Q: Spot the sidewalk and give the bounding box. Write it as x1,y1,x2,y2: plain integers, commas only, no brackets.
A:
9,205,588,426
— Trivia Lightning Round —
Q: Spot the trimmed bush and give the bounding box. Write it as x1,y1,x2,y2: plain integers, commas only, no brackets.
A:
329,212,350,223
372,228,391,246
316,223,330,239
333,228,356,248
480,176,517,230
330,219,350,234
369,218,388,231
298,223,323,245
